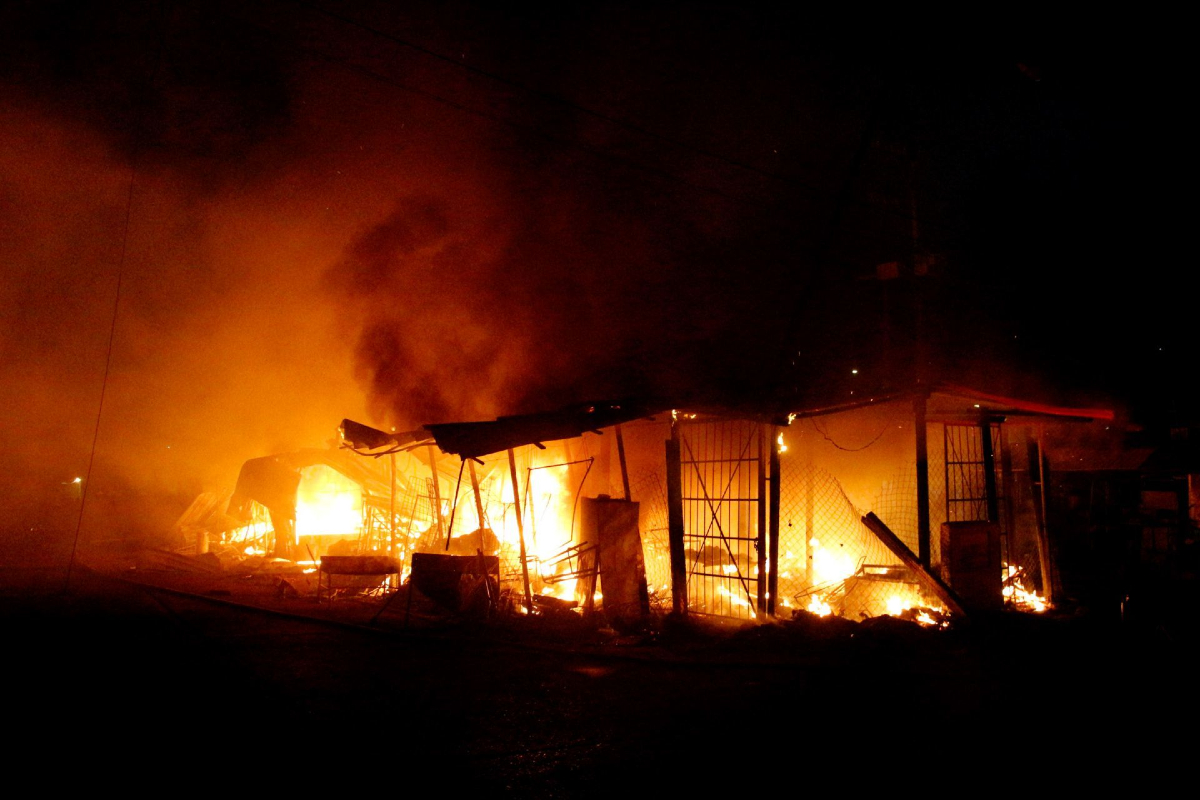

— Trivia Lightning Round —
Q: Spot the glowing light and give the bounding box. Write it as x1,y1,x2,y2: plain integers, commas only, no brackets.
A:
716,585,756,618
886,595,911,616
807,595,832,616
295,465,363,540
809,537,856,584
776,432,788,454
72,477,82,484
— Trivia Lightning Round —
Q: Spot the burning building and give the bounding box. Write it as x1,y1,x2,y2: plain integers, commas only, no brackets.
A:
172,384,1111,626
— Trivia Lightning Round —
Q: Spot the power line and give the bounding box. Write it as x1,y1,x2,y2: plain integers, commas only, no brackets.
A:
64,159,137,593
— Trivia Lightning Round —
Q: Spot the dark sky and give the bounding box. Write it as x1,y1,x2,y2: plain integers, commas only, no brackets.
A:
0,2,1188,518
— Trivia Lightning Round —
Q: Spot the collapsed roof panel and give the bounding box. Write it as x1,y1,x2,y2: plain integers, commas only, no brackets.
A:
423,401,668,459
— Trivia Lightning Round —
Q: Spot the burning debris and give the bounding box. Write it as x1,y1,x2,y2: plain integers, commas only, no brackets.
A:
1003,564,1048,613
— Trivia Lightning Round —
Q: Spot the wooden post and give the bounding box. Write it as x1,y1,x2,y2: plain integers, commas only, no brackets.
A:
768,424,781,616
427,445,444,539
756,425,768,616
666,422,687,616
468,459,486,553
508,447,534,612
616,423,632,501
915,393,932,567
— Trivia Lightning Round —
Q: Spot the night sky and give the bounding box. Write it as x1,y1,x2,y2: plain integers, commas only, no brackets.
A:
0,3,1187,529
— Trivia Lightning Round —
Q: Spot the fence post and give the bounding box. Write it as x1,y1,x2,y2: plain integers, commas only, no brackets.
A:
666,421,687,616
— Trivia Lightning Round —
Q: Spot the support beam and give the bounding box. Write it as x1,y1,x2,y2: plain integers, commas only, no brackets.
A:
468,459,487,554
615,423,632,501
980,419,1000,524
999,426,1019,577
507,447,533,612
756,425,767,615
389,453,397,587
804,458,814,586
666,423,687,616
1035,425,1054,605
768,425,781,616
426,445,444,539
915,393,932,567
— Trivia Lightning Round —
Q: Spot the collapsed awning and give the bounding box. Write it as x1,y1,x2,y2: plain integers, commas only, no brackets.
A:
340,383,1112,464
424,400,667,460
340,400,667,461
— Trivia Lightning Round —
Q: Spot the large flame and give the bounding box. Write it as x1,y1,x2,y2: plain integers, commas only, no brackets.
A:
809,537,857,585
807,595,833,616
491,458,584,601
295,465,363,541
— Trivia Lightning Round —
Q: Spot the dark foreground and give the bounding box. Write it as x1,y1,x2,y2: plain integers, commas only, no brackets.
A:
2,564,1194,794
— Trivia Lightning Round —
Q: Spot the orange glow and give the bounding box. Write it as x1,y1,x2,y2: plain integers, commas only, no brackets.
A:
717,584,757,618
807,594,833,616
809,537,857,585
295,465,363,541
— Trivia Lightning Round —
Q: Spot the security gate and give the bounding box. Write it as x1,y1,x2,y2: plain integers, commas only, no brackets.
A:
943,421,1004,526
675,419,768,619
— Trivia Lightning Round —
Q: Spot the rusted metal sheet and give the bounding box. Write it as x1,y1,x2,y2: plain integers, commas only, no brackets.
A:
940,521,1002,611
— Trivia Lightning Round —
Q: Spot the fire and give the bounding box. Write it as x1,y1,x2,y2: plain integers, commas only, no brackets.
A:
776,432,788,454
491,457,589,607
717,584,756,618
807,595,832,616
542,576,578,602
1003,564,1048,612
809,537,857,585
295,465,363,541
885,594,912,616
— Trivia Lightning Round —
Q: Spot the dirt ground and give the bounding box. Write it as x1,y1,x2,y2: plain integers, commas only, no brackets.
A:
2,555,1194,795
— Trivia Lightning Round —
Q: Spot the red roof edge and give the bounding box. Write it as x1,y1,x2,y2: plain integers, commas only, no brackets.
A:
934,382,1115,421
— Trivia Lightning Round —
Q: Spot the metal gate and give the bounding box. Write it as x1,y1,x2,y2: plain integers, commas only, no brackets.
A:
677,419,767,619
943,422,1005,526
